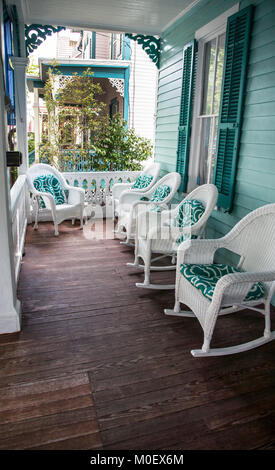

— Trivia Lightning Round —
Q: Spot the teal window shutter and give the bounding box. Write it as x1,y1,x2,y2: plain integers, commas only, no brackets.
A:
176,40,197,192
213,5,254,211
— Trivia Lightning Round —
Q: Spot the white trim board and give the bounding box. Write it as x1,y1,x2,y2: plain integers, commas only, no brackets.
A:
195,4,239,40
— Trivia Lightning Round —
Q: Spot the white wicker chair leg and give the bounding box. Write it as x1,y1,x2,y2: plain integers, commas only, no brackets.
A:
264,300,271,339
120,220,134,244
115,223,124,235
112,200,115,221
72,218,75,225
144,267,151,286
136,253,176,289
202,337,211,354
136,250,151,287
34,210,39,230
121,219,134,245
33,197,39,230
164,307,196,317
54,222,59,236
80,211,84,229
120,240,135,247
127,250,140,267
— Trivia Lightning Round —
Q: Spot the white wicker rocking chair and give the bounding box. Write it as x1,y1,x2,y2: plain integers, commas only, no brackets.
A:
128,184,218,290
112,162,161,219
26,163,85,236
117,172,181,246
164,203,275,357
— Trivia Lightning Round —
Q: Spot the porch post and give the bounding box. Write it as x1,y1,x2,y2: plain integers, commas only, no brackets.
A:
0,56,21,334
33,87,40,163
123,66,130,123
11,56,29,174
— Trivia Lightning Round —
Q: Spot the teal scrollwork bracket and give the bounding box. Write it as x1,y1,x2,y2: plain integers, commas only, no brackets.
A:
25,24,66,56
125,33,161,68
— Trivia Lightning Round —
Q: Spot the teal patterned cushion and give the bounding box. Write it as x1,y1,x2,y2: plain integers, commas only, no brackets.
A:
180,263,265,302
174,199,205,227
33,174,66,208
132,174,153,189
149,184,171,212
174,199,205,244
150,184,171,203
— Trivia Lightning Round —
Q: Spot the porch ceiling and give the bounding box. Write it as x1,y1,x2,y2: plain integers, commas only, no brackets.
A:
18,0,201,35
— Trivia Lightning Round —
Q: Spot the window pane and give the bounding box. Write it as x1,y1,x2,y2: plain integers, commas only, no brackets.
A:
202,38,216,115
213,33,225,114
200,116,218,183
200,117,211,183
207,116,218,183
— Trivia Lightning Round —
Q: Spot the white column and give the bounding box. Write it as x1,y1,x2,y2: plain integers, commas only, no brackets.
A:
11,56,32,223
11,57,29,174
33,87,40,163
0,57,21,334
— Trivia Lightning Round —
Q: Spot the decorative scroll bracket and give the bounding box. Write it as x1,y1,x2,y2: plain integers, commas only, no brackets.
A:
25,24,66,56
125,33,161,68
109,78,124,97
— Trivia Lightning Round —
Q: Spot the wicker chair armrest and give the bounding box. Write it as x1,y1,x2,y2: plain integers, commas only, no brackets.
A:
67,186,85,205
132,200,152,210
32,190,56,212
119,190,149,206
217,270,275,289
177,238,225,266
112,182,133,199
209,270,275,308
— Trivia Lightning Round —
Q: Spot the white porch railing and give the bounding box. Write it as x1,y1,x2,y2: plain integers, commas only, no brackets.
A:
63,170,140,206
29,170,140,222
9,170,139,282
10,175,28,283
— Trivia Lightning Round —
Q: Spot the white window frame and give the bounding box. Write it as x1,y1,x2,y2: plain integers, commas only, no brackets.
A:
187,4,239,193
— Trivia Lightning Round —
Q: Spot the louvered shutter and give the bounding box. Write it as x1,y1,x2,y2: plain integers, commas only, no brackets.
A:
176,40,197,192
213,6,253,211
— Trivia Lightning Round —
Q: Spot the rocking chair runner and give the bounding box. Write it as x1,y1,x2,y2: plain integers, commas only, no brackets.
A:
26,163,85,236
165,203,275,357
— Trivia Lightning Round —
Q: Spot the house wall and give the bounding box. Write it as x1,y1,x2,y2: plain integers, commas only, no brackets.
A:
155,0,275,240
95,32,110,59
128,41,158,143
56,31,81,59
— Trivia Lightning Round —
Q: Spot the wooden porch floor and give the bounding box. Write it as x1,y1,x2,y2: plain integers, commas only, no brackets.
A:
0,220,275,450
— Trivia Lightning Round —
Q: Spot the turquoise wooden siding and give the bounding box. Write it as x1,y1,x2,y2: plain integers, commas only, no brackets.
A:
155,0,275,242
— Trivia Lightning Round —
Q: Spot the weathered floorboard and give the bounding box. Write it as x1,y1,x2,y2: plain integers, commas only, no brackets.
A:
0,220,274,450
